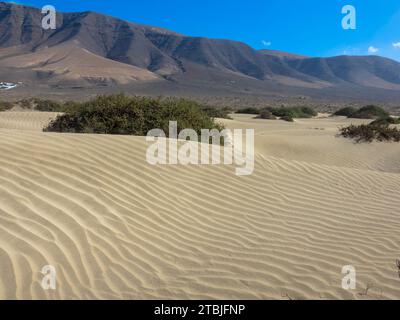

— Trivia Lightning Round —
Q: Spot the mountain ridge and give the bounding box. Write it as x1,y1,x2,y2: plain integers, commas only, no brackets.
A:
2,2,400,102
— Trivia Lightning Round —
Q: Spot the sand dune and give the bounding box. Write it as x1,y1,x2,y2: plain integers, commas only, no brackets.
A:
222,114,400,173
0,112,400,299
0,112,60,131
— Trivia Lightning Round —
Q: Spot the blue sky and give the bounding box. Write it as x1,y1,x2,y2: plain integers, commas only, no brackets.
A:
11,0,400,60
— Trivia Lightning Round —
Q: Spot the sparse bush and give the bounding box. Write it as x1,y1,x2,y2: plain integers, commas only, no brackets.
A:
268,106,317,119
34,99,67,112
370,116,400,126
333,107,357,117
281,115,294,122
258,109,276,120
201,106,232,119
18,99,34,109
237,106,316,120
44,94,224,136
13,98,76,112
0,101,13,111
349,105,389,119
236,107,260,114
339,123,400,143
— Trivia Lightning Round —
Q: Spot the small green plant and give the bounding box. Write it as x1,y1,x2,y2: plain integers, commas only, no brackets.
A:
34,99,68,112
258,109,276,119
268,106,317,119
235,107,260,114
370,116,400,126
201,106,232,119
339,123,400,143
281,115,294,122
349,105,389,119
18,98,34,109
333,107,357,117
236,105,316,120
0,100,13,111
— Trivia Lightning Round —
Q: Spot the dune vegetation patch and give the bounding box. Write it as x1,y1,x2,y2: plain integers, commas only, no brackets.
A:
235,107,261,114
33,99,73,112
333,107,357,117
349,105,389,119
334,105,390,119
339,123,400,143
11,98,75,112
335,105,400,142
370,116,400,126
269,106,317,118
0,100,13,111
200,106,232,119
43,94,224,136
237,106,317,122
258,109,277,120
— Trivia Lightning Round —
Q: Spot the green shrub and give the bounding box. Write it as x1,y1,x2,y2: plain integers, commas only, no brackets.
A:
0,101,13,111
34,99,67,112
333,107,357,117
349,105,389,119
339,123,400,143
370,117,400,126
15,99,33,109
258,109,276,120
268,106,317,119
237,106,316,119
201,106,232,119
281,115,294,122
13,98,77,112
44,94,224,136
236,107,260,114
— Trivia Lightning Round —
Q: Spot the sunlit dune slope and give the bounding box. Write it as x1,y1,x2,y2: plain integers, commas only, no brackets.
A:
0,112,399,299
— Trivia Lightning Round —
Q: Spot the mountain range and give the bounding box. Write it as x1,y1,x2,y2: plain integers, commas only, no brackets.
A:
2,1,400,103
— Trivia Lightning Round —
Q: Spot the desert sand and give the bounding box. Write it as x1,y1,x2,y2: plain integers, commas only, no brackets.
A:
0,111,400,300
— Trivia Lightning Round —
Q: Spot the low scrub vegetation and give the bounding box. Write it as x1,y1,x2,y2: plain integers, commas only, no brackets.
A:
258,109,277,120
238,106,316,121
334,105,391,120
0,100,13,111
44,94,224,136
333,107,357,117
10,98,76,112
348,105,389,119
370,116,400,126
281,115,295,122
339,123,400,143
201,106,232,119
266,106,317,119
18,99,33,109
34,99,70,112
236,107,260,114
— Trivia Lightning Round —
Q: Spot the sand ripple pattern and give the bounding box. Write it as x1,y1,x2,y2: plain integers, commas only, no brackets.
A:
0,115,400,299
0,112,59,131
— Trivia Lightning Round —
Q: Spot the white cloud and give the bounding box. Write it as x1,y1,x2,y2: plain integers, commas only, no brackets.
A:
393,42,400,49
262,40,271,47
368,46,379,54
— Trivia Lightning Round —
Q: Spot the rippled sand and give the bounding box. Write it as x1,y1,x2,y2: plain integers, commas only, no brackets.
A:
0,112,399,299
